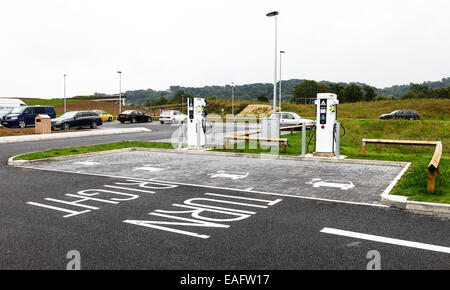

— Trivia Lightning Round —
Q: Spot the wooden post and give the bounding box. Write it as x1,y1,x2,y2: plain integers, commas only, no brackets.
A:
291,128,294,135
427,168,436,193
284,141,288,153
362,140,367,156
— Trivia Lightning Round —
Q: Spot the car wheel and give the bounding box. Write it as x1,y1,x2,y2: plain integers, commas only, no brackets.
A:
108,117,112,122
147,117,152,122
18,120,26,129
160,121,164,124
91,122,98,129
62,122,70,130
131,118,137,123
120,120,124,124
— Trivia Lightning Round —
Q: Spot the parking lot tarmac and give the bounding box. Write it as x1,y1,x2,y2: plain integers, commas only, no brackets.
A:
0,127,448,270
1,166,449,269
24,150,405,204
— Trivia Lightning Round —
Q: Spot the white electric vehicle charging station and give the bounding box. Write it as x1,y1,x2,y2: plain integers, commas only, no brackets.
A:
187,97,207,149
313,93,341,157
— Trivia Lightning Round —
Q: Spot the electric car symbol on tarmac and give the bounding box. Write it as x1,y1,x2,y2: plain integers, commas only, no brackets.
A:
306,178,355,190
133,165,166,172
209,171,249,180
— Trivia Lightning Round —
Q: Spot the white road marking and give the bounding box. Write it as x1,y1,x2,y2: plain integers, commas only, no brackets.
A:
209,171,249,180
306,179,355,190
104,185,156,194
133,166,165,172
18,165,388,208
320,227,450,254
75,161,100,166
381,162,411,197
26,202,91,218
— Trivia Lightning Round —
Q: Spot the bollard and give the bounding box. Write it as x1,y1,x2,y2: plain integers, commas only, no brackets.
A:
178,123,183,150
301,121,306,157
197,120,201,150
335,121,340,158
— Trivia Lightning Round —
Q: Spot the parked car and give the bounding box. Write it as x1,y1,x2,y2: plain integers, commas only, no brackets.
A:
118,110,152,123
379,110,420,120
270,112,314,127
51,111,103,130
159,110,187,124
0,98,27,120
93,110,114,122
1,106,56,128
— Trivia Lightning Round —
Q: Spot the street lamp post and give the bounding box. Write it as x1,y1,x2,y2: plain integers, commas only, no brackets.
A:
279,50,285,112
117,71,122,114
231,82,235,115
266,11,279,114
63,74,67,113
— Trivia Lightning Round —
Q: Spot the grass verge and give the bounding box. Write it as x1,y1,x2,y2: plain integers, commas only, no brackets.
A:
214,119,449,204
13,141,174,160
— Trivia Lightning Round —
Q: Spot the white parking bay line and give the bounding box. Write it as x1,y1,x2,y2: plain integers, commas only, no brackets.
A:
320,227,450,254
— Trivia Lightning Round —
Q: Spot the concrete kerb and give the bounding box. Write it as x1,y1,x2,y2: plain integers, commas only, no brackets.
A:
8,146,449,214
0,127,151,144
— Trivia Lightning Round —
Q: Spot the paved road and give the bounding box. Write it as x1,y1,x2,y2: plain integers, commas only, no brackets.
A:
0,124,449,270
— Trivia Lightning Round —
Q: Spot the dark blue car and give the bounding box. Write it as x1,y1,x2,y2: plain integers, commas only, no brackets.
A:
1,106,56,128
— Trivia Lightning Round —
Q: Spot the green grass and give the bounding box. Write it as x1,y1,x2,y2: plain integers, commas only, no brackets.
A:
21,98,82,107
214,119,450,204
14,141,174,161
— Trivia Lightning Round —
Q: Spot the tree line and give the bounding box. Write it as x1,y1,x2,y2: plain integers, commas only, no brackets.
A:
121,77,450,106
290,80,450,104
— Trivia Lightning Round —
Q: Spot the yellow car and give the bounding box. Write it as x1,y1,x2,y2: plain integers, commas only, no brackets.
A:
93,110,114,122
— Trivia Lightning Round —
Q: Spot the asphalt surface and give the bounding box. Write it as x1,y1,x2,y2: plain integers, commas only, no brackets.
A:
0,123,449,270
26,150,403,204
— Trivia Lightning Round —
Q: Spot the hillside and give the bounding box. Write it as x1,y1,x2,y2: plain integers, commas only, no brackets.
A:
123,77,450,106
147,98,450,121
21,99,151,116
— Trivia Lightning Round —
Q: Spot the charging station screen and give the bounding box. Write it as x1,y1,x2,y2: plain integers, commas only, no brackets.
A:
320,99,327,125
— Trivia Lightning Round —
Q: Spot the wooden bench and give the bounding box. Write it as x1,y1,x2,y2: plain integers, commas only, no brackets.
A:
361,139,443,193
225,133,288,153
427,141,442,192
280,124,313,135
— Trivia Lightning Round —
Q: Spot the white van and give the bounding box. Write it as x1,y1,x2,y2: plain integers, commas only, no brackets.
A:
0,98,27,120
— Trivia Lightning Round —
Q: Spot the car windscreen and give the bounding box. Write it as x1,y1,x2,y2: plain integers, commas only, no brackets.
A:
121,110,134,114
290,113,303,119
10,107,26,114
59,111,78,119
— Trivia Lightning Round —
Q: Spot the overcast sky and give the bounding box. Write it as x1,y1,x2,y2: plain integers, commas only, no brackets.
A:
1,0,449,98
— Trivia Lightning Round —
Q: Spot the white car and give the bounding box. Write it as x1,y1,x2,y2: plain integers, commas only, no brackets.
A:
0,98,26,120
270,112,314,127
159,110,187,124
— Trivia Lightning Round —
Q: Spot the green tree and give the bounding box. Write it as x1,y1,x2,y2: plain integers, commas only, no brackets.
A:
170,89,193,104
401,83,431,99
340,84,364,103
328,83,345,96
291,80,321,104
434,87,450,99
363,85,376,102
318,83,329,93
148,96,168,106
257,93,269,102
